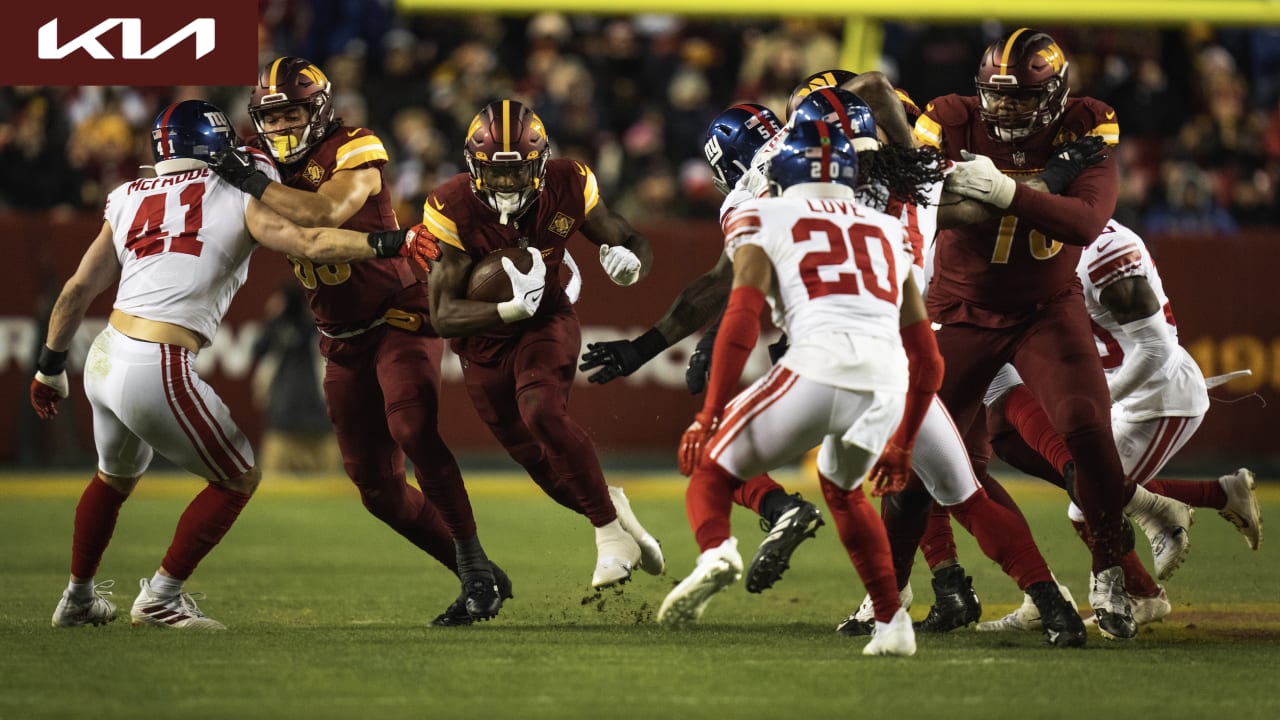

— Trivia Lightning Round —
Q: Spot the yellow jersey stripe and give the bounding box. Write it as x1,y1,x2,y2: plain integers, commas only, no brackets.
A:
582,166,599,214
1090,123,1120,144
421,204,462,250
913,116,942,148
334,137,388,171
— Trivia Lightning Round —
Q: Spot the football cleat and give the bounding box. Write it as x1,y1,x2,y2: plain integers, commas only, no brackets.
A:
658,538,743,625
431,564,514,628
609,486,665,575
1086,584,1170,627
1088,566,1137,640
1218,468,1262,551
977,580,1076,633
862,608,917,657
51,580,118,628
913,565,982,633
130,579,225,631
591,520,641,589
1026,581,1087,648
1126,485,1194,581
837,585,913,637
745,496,823,593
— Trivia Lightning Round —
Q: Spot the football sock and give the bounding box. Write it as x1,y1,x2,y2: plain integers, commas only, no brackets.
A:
1003,384,1073,475
948,488,1053,589
919,502,958,571
819,476,899,623
149,572,184,598
160,484,250,580
686,463,738,552
71,474,127,580
1143,478,1227,509
757,487,794,525
736,476,787,517
67,579,95,602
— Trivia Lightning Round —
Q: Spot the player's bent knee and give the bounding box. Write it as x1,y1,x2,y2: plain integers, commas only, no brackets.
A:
221,466,262,495
98,470,141,496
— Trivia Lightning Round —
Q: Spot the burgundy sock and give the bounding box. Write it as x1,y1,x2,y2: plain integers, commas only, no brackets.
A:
1004,384,1073,475
919,503,958,570
71,475,127,580
160,484,251,579
950,488,1053,589
687,463,739,552
1144,478,1227,510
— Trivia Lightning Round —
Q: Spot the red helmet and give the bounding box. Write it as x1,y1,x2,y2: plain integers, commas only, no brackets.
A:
464,100,550,224
248,56,335,163
976,29,1070,141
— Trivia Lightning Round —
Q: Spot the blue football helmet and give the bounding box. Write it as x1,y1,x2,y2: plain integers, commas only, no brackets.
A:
790,87,879,152
151,100,237,175
767,120,859,196
703,103,784,195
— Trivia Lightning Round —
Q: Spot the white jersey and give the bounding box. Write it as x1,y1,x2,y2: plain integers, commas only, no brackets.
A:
1079,220,1209,421
718,125,794,229
724,193,912,392
104,154,280,346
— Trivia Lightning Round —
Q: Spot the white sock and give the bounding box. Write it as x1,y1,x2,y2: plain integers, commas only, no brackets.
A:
150,573,184,597
67,579,94,601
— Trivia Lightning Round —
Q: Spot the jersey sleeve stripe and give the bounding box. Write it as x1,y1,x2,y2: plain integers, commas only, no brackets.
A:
1087,249,1143,284
913,116,942,148
724,211,761,242
335,137,388,171
421,203,463,250
1090,123,1120,144
582,166,600,214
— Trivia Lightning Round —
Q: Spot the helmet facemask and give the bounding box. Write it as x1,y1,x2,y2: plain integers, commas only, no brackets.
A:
976,29,1071,142
248,57,335,163
464,100,550,225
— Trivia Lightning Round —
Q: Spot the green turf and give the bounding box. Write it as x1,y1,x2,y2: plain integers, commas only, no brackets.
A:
1,473,1276,720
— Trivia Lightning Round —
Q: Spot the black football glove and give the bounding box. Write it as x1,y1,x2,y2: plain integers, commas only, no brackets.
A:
685,321,720,395
767,333,790,364
210,148,272,199
1040,135,1108,195
579,328,668,384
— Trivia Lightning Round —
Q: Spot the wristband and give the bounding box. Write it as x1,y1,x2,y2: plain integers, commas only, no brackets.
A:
632,327,670,363
37,345,68,375
242,172,272,200
497,299,530,323
367,228,408,258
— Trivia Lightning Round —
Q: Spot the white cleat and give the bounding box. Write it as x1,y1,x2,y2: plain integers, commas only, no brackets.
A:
1087,585,1170,627
862,608,917,657
1218,468,1262,551
52,580,118,628
591,520,642,589
837,585,913,636
976,581,1076,633
1127,485,1194,580
658,538,743,625
130,579,226,631
608,486,664,575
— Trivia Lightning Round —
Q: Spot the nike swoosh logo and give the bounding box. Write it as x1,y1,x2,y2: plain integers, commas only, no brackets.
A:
430,197,444,210
1095,239,1115,253
926,103,934,112
1105,111,1115,120
348,129,360,137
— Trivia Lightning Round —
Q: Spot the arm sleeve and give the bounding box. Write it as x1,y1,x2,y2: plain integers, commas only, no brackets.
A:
1107,312,1175,403
1005,158,1119,246
700,286,764,417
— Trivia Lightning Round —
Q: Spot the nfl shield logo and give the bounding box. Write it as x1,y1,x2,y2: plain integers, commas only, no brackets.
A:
1012,151,1026,167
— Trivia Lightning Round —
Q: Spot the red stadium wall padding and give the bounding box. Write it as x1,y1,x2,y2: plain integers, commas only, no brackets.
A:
3,211,1276,473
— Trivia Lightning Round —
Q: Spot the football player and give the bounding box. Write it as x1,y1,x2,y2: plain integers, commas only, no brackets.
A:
413,99,665,591
912,27,1147,640
211,56,506,625
37,100,425,630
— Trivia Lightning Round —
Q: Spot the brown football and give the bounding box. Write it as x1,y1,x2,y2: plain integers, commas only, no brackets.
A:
466,247,536,302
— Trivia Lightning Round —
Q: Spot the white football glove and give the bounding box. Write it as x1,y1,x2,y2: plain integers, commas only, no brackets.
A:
496,247,547,323
562,249,582,304
945,150,1017,209
599,244,641,286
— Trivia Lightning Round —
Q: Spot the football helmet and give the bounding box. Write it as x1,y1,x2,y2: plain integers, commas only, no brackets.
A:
150,100,236,176
790,87,879,152
248,56,335,163
976,28,1070,142
464,99,550,224
703,103,784,195
787,69,857,116
767,120,859,197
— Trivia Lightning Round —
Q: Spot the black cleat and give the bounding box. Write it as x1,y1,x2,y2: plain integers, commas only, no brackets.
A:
913,565,982,633
430,563,514,627
745,495,824,593
836,615,874,637
1027,581,1087,648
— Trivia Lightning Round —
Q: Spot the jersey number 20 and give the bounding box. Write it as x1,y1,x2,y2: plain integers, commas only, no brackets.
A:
792,217,898,304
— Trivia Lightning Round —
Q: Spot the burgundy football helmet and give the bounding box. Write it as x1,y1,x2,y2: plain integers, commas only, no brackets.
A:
976,28,1070,141
464,100,550,224
787,68,857,116
248,56,336,163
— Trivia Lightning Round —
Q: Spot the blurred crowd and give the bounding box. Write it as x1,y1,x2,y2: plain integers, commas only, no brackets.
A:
3,9,1278,236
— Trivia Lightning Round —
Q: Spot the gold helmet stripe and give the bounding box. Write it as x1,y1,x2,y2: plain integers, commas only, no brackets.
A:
502,99,511,154
999,28,1031,74
268,57,285,93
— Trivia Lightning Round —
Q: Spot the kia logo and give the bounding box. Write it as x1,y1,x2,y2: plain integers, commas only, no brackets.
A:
37,18,215,60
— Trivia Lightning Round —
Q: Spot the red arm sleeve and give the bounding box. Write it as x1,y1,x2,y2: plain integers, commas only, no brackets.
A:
1006,158,1118,246
700,286,765,418
895,319,944,448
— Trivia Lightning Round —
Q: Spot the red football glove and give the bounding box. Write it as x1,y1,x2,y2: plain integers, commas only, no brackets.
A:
867,441,912,497
678,411,719,477
31,371,69,420
402,224,441,280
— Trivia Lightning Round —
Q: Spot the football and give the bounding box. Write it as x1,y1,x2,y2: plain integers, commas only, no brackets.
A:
466,247,535,303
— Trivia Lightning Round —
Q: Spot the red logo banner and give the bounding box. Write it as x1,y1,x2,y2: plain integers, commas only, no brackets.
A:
2,0,258,86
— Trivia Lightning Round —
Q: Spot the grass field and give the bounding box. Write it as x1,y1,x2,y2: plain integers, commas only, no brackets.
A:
1,470,1277,720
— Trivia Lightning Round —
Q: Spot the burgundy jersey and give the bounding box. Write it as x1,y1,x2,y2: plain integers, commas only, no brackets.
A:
273,126,420,336
420,158,600,363
914,95,1120,327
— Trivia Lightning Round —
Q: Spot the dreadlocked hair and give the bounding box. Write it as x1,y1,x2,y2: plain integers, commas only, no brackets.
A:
857,144,947,208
